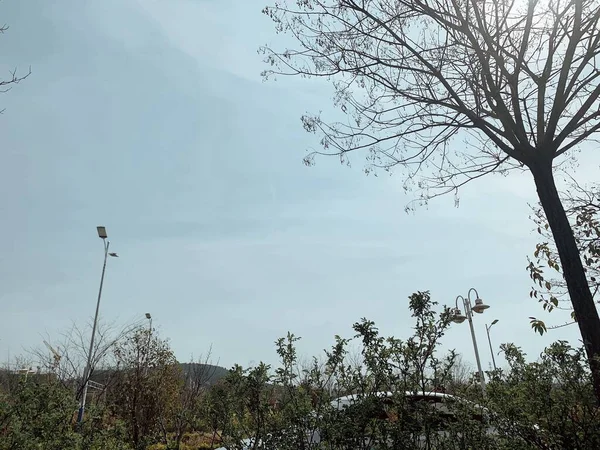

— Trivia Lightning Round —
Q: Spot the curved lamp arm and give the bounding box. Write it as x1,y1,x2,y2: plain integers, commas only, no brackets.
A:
467,287,480,301
455,295,466,311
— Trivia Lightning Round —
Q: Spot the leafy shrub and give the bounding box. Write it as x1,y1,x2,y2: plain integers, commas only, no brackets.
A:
0,377,81,450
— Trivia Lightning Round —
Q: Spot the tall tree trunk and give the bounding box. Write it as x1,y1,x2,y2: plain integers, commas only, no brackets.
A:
531,159,600,403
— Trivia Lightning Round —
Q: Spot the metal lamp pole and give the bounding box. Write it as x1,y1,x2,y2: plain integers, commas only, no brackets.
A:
145,312,152,335
77,226,118,424
486,319,499,371
144,313,152,376
452,288,490,393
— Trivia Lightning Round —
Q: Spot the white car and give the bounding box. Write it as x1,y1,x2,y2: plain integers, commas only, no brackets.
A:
214,390,493,450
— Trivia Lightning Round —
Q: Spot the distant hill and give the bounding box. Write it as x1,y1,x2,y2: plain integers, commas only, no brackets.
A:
179,363,229,385
2,363,231,388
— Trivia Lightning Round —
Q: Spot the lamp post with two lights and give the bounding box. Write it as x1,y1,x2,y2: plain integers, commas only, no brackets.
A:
451,288,490,393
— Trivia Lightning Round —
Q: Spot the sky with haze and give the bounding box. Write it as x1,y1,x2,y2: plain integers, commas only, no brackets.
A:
1,0,595,372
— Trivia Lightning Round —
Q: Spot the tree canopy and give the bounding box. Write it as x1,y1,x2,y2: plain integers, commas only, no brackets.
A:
263,0,600,198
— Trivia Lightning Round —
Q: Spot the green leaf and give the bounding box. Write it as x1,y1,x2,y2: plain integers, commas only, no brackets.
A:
529,318,547,336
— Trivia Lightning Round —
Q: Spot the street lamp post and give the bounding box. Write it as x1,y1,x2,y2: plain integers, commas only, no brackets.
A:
452,288,490,393
145,313,152,334
77,226,118,424
486,319,499,371
144,313,152,376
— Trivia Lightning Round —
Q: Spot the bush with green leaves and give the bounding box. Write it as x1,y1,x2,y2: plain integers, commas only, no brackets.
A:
208,291,600,450
0,376,132,450
3,293,600,449
208,292,489,449
0,377,81,450
485,341,600,449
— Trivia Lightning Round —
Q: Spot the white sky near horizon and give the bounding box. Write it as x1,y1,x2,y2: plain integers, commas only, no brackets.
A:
0,0,596,374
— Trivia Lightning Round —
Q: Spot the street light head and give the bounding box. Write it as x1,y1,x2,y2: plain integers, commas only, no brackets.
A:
97,226,108,239
453,314,467,324
451,308,467,324
108,252,119,258
145,313,152,320
472,297,490,314
491,319,499,326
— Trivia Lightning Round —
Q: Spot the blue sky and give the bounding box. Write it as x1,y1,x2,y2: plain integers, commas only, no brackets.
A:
0,0,593,372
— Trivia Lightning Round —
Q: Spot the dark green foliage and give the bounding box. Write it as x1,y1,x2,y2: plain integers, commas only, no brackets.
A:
486,341,600,449
207,292,600,450
0,378,81,450
0,377,133,450
3,293,600,449
0,377,80,450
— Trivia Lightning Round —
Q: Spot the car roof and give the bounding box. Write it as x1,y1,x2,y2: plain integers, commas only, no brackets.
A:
330,391,458,409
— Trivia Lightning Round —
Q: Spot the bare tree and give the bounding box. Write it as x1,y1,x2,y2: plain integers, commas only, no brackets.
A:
0,23,30,112
166,347,220,450
29,318,140,399
445,354,477,393
261,0,600,401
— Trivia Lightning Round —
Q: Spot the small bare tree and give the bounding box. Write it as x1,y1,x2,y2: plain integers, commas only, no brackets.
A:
30,319,139,400
262,0,600,401
446,354,477,393
166,348,220,450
